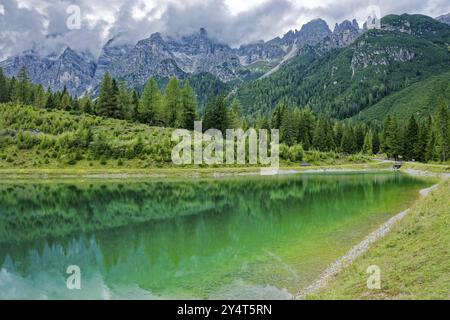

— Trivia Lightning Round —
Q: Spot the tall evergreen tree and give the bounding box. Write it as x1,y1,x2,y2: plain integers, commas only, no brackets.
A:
403,115,419,161
0,68,8,103
203,94,229,133
435,101,449,162
116,81,134,120
362,130,373,155
60,91,72,111
97,73,119,118
45,88,56,109
297,107,315,150
416,116,432,162
165,77,182,127
382,115,402,160
312,117,335,151
138,78,163,125
14,67,31,104
271,102,287,130
426,130,438,162
7,77,16,102
33,84,47,108
181,81,198,130
228,98,243,130
341,125,357,154
280,108,296,146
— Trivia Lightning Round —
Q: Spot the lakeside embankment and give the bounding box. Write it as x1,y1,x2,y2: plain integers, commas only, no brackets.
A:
308,178,449,300
0,161,398,179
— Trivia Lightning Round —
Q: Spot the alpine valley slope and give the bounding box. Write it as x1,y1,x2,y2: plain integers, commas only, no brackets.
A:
236,14,450,121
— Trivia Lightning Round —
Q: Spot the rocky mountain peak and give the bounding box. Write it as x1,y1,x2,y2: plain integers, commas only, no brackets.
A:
436,13,450,25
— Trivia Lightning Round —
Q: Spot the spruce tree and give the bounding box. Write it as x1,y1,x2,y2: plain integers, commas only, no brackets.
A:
435,101,449,162
203,94,229,133
426,130,438,162
354,125,365,152
165,77,182,127
138,78,162,125
45,89,56,109
97,73,119,118
362,130,373,155
228,98,243,130
181,81,198,130
60,91,72,111
403,115,419,161
312,117,335,151
0,68,8,103
382,115,402,160
33,84,47,109
117,81,134,120
7,77,16,102
280,108,296,146
341,125,356,154
271,102,287,129
297,108,315,150
14,67,31,104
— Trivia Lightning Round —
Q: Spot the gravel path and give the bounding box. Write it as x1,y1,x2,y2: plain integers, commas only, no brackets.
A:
295,184,439,299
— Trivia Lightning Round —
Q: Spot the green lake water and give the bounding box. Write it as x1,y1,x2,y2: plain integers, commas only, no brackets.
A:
0,172,432,299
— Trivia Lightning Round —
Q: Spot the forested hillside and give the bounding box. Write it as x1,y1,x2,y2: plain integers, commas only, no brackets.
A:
237,14,450,120
354,71,450,123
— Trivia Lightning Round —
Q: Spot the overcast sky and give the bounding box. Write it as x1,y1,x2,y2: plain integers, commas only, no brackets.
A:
1,0,449,60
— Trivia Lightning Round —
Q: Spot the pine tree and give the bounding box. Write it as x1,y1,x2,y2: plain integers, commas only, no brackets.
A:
203,94,229,133
0,68,8,103
138,78,162,125
97,73,119,118
60,91,72,111
165,77,182,127
45,89,56,109
417,116,432,162
71,97,80,112
80,94,93,114
341,125,356,154
297,107,315,150
280,108,296,146
403,115,419,161
131,90,139,120
372,128,381,154
382,115,402,160
312,117,335,151
33,84,47,108
362,130,373,155
333,122,344,152
7,77,16,102
435,101,449,162
117,81,134,120
271,102,287,129
228,98,243,130
14,67,31,104
181,81,198,130
426,130,438,162
354,125,365,152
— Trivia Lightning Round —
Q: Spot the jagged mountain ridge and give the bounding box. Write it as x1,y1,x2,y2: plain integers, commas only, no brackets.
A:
0,18,363,96
236,14,450,120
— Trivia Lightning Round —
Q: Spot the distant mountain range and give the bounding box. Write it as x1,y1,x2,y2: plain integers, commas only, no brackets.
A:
236,13,450,121
1,12,449,123
0,17,366,96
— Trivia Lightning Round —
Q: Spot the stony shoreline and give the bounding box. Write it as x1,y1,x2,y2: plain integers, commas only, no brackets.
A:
295,183,440,300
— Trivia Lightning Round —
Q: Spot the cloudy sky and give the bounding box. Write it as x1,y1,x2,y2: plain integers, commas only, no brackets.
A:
1,0,449,60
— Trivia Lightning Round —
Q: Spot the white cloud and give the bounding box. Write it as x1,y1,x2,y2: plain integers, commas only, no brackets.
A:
1,0,449,61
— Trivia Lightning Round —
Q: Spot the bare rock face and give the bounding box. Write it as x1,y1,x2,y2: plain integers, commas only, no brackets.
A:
436,13,450,25
0,47,96,96
0,19,363,96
